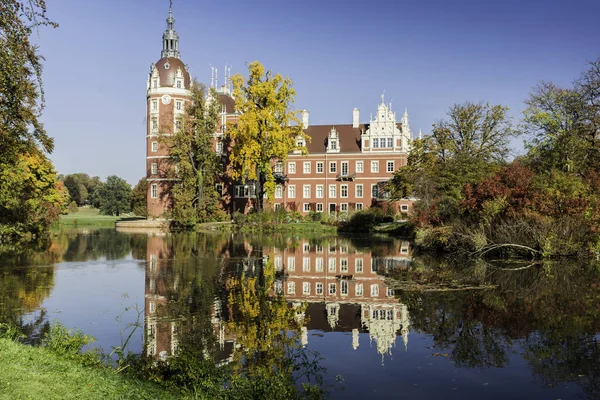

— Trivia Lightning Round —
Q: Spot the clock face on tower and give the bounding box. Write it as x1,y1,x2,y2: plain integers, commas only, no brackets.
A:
161,95,172,105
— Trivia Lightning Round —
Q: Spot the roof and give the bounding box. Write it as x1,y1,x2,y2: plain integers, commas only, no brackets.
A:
303,123,403,153
218,93,236,114
153,57,191,89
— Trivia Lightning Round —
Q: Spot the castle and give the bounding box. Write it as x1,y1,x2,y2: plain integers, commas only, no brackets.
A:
146,2,415,219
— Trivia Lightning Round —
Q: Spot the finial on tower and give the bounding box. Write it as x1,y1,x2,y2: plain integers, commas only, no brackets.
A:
161,0,181,58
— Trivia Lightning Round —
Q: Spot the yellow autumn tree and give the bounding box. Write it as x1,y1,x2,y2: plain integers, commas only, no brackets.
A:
227,61,309,210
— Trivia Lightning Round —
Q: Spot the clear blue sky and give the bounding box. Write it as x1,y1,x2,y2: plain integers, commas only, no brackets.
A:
36,0,600,184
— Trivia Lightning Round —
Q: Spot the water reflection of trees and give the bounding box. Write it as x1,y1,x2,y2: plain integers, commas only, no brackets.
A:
395,256,600,399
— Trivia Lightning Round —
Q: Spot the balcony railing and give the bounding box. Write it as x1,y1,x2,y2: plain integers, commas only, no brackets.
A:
336,172,356,181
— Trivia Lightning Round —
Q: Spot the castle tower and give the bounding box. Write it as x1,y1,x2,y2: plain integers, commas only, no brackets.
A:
146,1,192,219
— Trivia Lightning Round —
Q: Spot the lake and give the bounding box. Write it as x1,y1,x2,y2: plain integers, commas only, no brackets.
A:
1,228,599,399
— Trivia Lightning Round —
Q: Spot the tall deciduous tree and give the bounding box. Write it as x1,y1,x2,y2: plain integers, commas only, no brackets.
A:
130,177,147,217
227,61,308,209
432,102,515,163
0,1,60,241
524,58,600,174
0,0,57,162
165,81,226,227
95,176,132,216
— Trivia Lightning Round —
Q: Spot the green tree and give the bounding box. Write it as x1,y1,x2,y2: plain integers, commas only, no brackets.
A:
130,177,147,217
94,176,132,216
0,1,60,242
0,0,57,162
165,81,226,228
227,61,308,209
523,59,600,174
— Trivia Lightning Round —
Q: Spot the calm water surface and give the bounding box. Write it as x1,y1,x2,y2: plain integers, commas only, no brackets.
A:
1,228,599,399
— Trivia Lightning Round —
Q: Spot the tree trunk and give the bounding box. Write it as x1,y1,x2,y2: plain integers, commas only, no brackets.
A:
255,166,264,211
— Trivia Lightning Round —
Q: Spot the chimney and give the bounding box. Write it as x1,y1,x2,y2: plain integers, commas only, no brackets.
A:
352,108,360,128
301,110,309,129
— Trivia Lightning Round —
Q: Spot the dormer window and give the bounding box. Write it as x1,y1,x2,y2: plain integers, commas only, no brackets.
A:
296,136,305,148
153,80,158,89
176,80,182,88
326,127,340,153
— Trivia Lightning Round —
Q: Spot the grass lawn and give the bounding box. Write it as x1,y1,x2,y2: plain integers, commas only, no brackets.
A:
59,208,142,227
0,338,180,400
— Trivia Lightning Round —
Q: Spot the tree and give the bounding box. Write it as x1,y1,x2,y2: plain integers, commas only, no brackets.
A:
94,176,132,216
0,153,68,241
0,0,57,163
227,61,308,209
165,81,227,228
523,59,600,174
0,1,60,241
390,102,513,205
130,177,147,217
432,102,515,163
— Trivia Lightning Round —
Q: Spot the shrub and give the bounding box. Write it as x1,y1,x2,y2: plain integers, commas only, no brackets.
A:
67,201,78,214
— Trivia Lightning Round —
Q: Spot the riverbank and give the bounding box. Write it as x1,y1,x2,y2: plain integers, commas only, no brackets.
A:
0,338,180,400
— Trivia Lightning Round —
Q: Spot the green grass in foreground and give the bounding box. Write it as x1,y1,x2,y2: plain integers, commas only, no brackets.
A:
0,338,180,400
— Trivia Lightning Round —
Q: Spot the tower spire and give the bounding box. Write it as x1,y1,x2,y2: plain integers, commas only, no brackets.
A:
161,0,181,59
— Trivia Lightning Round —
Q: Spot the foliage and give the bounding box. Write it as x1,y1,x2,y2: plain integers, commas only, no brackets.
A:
95,175,132,216
131,177,148,217
165,82,228,228
67,201,78,214
0,152,68,242
42,322,103,367
62,173,102,207
227,61,309,208
0,0,57,162
338,208,394,233
0,1,63,243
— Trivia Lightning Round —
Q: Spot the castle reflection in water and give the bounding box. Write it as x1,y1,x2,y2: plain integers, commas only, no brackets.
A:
143,234,411,364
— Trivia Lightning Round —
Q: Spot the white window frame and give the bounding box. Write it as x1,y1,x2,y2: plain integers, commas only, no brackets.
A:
287,256,295,271
341,280,348,295
370,284,379,297
303,185,311,199
288,185,296,198
316,162,324,173
401,204,409,212
303,203,311,212
355,258,363,273
328,258,336,272
356,203,363,211
356,283,363,296
152,99,158,112
340,184,348,198
387,138,393,148
372,184,379,198
316,185,324,198
315,257,323,272
275,185,283,199
316,203,323,212
288,162,296,174
216,141,223,154
303,162,311,174
371,160,379,173
341,161,349,176
341,258,348,272
340,203,348,212
303,257,311,271
329,185,336,198
288,282,295,294
356,160,364,173
328,283,337,295
316,282,324,295
303,282,311,295
151,183,158,198
329,161,337,173
356,184,363,198
387,160,395,173
151,141,158,152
